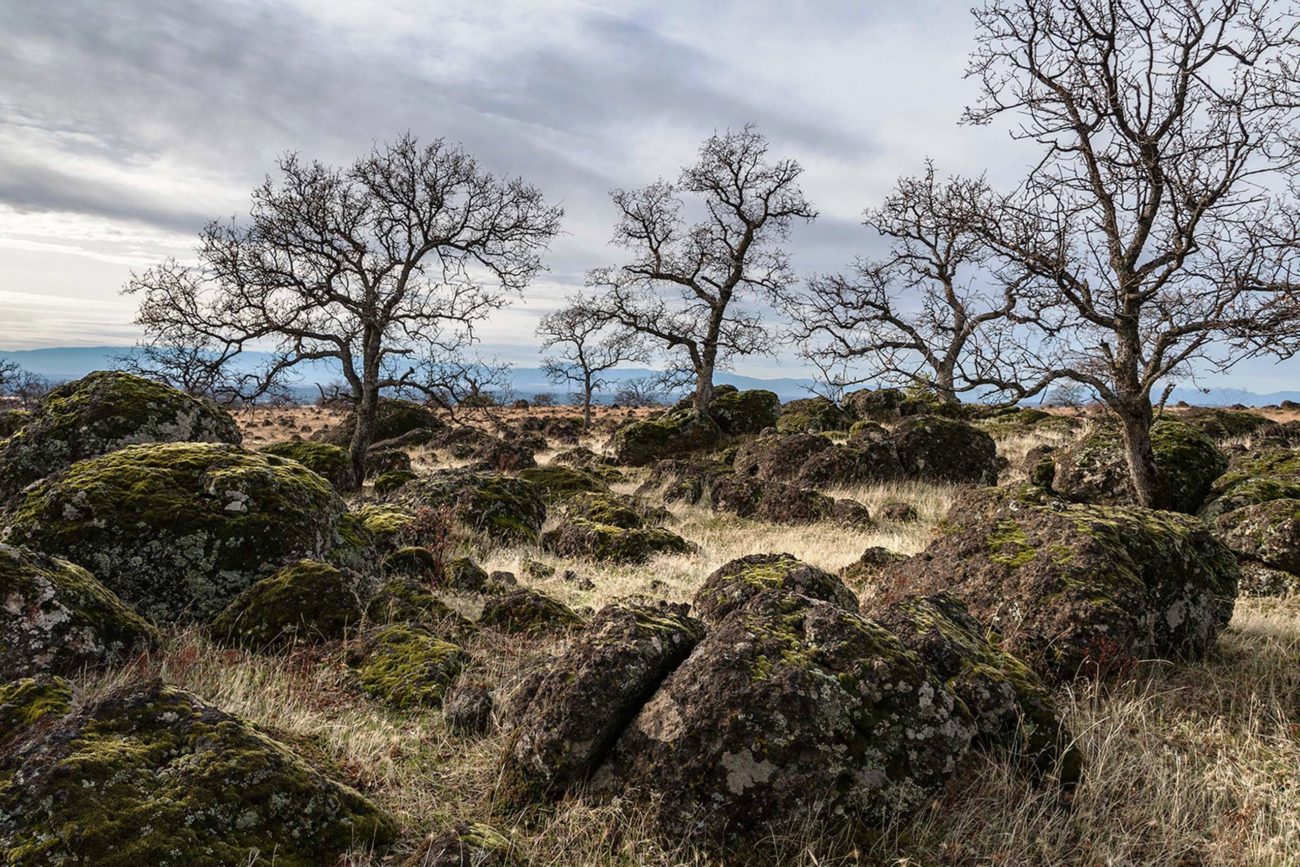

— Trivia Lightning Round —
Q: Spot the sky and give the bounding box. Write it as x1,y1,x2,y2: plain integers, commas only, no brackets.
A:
2,0,1299,390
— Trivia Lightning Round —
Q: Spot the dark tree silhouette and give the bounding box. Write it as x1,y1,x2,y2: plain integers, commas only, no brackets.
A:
537,294,647,429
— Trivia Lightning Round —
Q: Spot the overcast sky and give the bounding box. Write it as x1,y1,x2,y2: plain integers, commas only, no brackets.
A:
3,0,1299,389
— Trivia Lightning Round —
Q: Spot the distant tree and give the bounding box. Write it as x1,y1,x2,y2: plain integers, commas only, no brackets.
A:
531,392,556,408
961,0,1300,508
537,295,647,429
0,363,50,408
612,376,666,408
127,134,561,485
785,163,1042,406
114,336,246,403
587,126,816,414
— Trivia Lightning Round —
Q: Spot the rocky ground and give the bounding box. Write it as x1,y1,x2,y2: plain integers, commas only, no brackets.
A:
3,374,1300,865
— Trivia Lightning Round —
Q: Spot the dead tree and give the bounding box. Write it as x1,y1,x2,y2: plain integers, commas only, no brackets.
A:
537,295,647,429
963,0,1300,507
127,134,562,485
587,125,816,414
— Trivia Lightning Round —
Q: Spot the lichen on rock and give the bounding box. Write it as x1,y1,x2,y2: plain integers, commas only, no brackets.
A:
210,559,362,651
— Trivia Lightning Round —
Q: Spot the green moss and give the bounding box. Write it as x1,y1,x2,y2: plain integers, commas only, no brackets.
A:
210,559,361,651
372,469,417,496
0,676,73,744
382,545,441,577
364,578,471,633
710,389,780,434
0,409,30,439
0,370,242,498
259,440,354,491
986,520,1037,567
4,442,346,623
776,397,847,433
611,409,722,466
479,589,583,635
396,470,546,545
352,624,468,709
517,464,609,502
0,679,397,866
348,503,419,549
541,519,693,564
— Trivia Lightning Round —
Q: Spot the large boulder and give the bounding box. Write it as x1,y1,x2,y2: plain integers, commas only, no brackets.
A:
258,440,355,491
592,592,974,847
610,409,721,467
878,486,1239,683
351,623,468,709
313,397,444,447
1178,407,1273,441
872,592,1081,782
637,458,734,505
541,520,693,564
709,476,834,524
3,442,347,622
892,415,998,484
1053,419,1226,514
775,396,847,433
393,469,547,545
1198,448,1300,520
733,433,832,482
793,441,902,489
516,465,609,502
479,588,583,636
498,602,704,805
0,679,397,867
691,552,857,624
1215,498,1300,576
0,544,157,679
709,389,780,435
0,370,241,499
210,559,362,651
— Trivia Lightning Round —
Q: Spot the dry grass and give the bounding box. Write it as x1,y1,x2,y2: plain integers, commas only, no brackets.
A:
73,408,1300,865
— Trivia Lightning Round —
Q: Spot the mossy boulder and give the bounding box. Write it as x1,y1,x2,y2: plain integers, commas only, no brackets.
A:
210,559,361,651
347,503,424,553
259,440,355,491
0,678,397,866
551,447,626,483
365,446,413,478
394,469,547,545
365,578,472,632
1,544,157,679
892,415,998,484
553,491,663,530
314,397,444,447
1178,407,1272,441
442,556,490,593
411,820,514,867
1199,448,1300,520
516,465,609,502
793,441,902,489
0,676,73,748
0,409,30,439
879,489,1239,683
499,602,704,805
709,389,780,435
0,370,242,499
692,553,857,624
541,519,693,564
381,545,442,578
479,589,583,636
872,592,1081,782
710,476,834,525
1053,419,1227,514
591,592,974,848
1215,498,1300,576
4,442,346,623
775,396,847,433
733,433,832,482
372,468,417,496
839,546,909,590
351,623,468,709
610,409,721,467
636,458,733,505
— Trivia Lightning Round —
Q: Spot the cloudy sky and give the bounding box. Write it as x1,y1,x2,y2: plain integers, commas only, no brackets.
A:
3,0,1298,389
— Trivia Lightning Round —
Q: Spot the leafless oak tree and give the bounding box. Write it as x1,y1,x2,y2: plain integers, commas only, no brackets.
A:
537,295,647,429
785,163,1044,405
963,0,1300,507
127,134,562,485
586,126,816,414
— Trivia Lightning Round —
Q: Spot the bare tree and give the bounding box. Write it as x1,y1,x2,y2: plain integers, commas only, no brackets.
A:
612,376,667,408
0,363,51,409
114,338,249,404
127,134,562,485
961,0,1300,507
537,295,647,429
786,163,1044,405
587,126,816,414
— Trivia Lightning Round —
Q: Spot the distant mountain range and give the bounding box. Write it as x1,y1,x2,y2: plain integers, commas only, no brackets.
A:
2,345,1297,408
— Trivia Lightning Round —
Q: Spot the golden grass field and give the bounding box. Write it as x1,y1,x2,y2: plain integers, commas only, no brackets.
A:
91,404,1300,866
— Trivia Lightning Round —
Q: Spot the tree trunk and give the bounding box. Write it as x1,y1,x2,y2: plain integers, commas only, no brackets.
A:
349,383,378,490
1118,404,1162,509
693,362,715,415
934,364,959,406
582,374,593,431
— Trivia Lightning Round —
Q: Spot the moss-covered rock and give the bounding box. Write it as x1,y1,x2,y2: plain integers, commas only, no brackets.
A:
873,592,1081,783
393,470,547,545
733,433,832,482
0,370,241,499
880,490,1239,683
1053,419,1227,514
516,465,610,502
351,623,468,709
709,389,780,435
636,458,733,505
372,468,418,496
551,446,626,483
0,678,397,866
610,408,721,467
1178,407,1273,441
0,543,157,679
381,545,442,579
365,446,413,478
0,676,73,748
442,556,490,593
592,593,974,848
839,546,909,590
258,440,355,491
553,491,659,530
479,589,583,636
793,441,902,489
0,409,30,439
4,442,346,623
314,397,444,447
1199,448,1300,520
364,577,472,633
541,519,693,564
346,503,425,553
775,396,847,433
499,602,703,805
893,414,999,485
692,552,857,624
410,820,514,867
1215,498,1300,576
709,476,834,524
210,559,361,651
